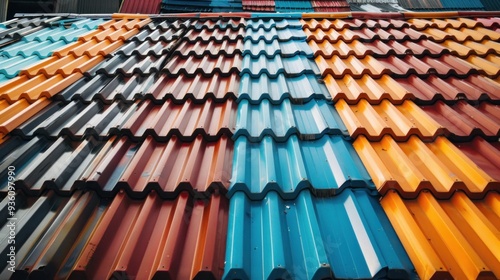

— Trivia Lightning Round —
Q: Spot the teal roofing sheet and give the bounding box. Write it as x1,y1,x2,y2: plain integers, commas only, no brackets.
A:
229,135,374,199
275,0,314,12
234,99,347,141
440,0,484,9
224,190,415,279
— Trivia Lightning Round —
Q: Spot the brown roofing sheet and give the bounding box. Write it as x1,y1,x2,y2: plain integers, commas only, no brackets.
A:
302,18,411,31
69,192,228,280
353,135,498,199
456,137,500,182
146,73,239,103
420,101,500,140
396,75,500,103
82,135,233,198
336,99,443,141
382,191,500,280
304,27,427,43
119,99,235,141
164,55,243,77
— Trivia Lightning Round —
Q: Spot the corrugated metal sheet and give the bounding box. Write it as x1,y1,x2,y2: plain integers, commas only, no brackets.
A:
229,135,374,199
397,0,443,10
420,101,500,141
440,0,484,10
120,0,162,13
242,55,320,77
242,0,275,11
235,99,346,141
336,99,443,141
0,191,228,279
274,0,314,12
311,0,350,13
353,135,499,199
77,0,120,13
382,191,499,279
480,0,500,10
224,189,415,279
456,137,500,182
238,73,331,104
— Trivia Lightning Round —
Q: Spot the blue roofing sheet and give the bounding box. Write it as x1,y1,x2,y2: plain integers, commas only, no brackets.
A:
237,73,331,104
0,55,42,78
224,189,415,279
234,99,347,141
440,0,484,9
0,40,67,58
275,0,314,12
229,135,374,199
480,0,500,10
22,26,92,43
243,39,313,58
241,54,320,77
246,19,303,30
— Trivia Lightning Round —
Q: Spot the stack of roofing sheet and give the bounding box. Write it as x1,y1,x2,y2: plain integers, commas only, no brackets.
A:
303,12,500,279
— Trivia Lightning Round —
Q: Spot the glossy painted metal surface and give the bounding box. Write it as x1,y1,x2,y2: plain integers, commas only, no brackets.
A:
224,189,415,280
83,135,233,198
455,137,500,182
69,192,228,280
229,135,374,199
381,190,499,280
336,99,443,141
235,99,346,141
238,73,331,104
353,135,498,199
0,191,108,280
120,0,162,13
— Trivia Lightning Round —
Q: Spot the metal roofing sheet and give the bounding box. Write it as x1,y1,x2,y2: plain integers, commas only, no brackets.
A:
0,191,107,279
349,3,408,12
164,54,243,77
246,18,303,30
242,54,320,78
275,0,314,12
1,40,68,59
397,0,442,10
235,99,347,141
147,73,239,103
440,0,484,9
224,189,415,279
173,39,243,58
0,136,104,195
420,101,500,141
381,191,499,279
238,73,331,104
120,0,162,13
229,135,374,200
243,39,313,58
336,99,443,141
455,137,500,182
480,0,500,10
242,0,276,11
353,135,499,199
87,54,164,77
82,135,233,198
182,28,245,43
70,192,228,279
302,18,412,31
245,27,306,42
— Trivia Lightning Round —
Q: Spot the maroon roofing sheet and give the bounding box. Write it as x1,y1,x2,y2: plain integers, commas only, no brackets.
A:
420,101,500,140
242,0,276,11
164,55,243,77
82,135,233,198
311,0,350,12
120,0,162,14
456,137,500,182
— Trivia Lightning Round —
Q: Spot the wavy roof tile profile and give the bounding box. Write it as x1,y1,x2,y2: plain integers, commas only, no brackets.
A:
224,190,415,280
229,135,374,199
353,135,499,199
235,99,347,141
382,190,500,280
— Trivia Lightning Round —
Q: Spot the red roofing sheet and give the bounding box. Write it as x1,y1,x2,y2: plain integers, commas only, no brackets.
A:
120,0,162,14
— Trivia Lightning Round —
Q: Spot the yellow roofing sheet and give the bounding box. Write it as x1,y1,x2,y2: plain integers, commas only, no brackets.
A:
381,191,500,280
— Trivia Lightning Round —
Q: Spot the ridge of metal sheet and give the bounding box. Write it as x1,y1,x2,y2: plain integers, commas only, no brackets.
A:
81,135,233,198
353,135,499,199
0,191,108,279
381,190,500,280
229,135,374,200
238,73,331,104
68,191,228,280
224,189,416,280
0,136,105,196
164,54,243,77
420,101,500,141
336,99,444,141
234,99,348,142
242,54,320,78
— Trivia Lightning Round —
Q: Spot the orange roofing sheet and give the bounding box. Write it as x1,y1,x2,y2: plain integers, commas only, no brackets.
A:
0,98,50,134
353,135,498,199
336,99,442,141
382,191,500,280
